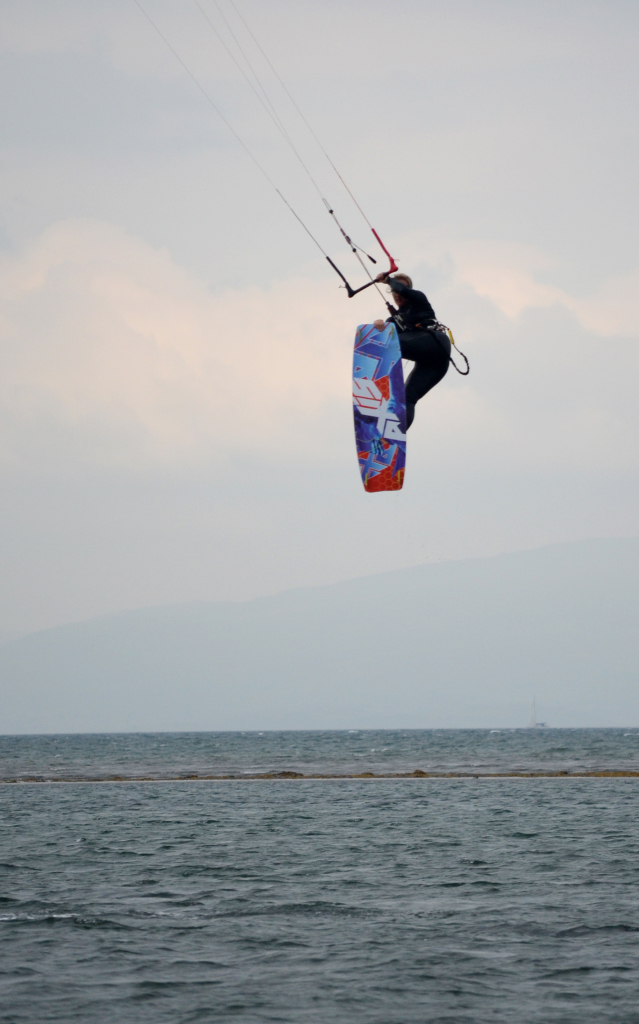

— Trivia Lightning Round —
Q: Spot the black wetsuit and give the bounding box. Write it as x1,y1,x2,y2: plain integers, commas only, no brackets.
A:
386,278,450,429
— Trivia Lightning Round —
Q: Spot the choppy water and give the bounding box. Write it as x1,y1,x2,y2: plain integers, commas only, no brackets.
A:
2,733,639,1022
2,728,639,781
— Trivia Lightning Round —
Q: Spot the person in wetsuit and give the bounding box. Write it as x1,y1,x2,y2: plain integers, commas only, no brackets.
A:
373,272,450,429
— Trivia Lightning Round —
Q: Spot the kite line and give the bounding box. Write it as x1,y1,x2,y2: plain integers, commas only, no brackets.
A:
132,0,397,307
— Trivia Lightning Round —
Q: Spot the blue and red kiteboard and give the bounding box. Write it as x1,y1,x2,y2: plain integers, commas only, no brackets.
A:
352,322,406,492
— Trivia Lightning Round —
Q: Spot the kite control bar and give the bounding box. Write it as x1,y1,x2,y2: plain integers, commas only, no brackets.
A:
346,275,385,298
325,258,385,299
325,232,398,298
325,264,396,299
326,256,357,297
371,229,398,274
325,257,396,320
322,200,398,298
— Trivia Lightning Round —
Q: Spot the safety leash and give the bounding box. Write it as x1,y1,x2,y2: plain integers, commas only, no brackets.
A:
435,324,470,376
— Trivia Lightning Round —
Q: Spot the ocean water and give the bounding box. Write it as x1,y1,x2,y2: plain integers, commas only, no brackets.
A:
2,732,639,1023
2,728,639,781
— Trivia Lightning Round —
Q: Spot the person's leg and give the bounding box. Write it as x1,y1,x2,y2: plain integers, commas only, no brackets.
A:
399,331,450,428
404,361,448,427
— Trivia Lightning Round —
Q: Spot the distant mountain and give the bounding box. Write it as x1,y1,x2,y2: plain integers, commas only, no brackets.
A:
1,538,637,733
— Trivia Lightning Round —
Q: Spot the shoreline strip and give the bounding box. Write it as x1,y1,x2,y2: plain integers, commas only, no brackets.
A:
2,770,639,784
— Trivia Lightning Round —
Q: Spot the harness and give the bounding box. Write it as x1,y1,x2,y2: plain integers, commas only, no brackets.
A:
393,314,470,376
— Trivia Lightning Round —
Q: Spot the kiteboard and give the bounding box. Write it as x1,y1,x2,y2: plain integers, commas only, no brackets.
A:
352,322,406,492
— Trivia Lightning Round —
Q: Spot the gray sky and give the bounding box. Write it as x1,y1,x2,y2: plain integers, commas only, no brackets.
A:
1,0,638,637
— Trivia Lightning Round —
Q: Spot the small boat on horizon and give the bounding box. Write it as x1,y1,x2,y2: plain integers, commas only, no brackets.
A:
529,698,547,728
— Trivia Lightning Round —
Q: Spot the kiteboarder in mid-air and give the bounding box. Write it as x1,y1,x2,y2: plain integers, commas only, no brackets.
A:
373,273,450,429
135,0,468,491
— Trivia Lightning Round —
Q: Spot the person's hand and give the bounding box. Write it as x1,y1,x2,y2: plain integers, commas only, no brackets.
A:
374,272,389,283
373,319,386,331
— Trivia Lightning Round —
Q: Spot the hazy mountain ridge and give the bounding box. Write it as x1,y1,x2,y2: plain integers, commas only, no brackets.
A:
1,537,637,733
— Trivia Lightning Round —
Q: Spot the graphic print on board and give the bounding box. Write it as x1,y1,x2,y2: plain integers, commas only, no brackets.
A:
353,322,406,492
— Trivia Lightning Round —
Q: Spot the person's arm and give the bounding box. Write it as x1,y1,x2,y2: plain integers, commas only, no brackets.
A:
375,272,423,304
387,278,436,322
387,278,421,303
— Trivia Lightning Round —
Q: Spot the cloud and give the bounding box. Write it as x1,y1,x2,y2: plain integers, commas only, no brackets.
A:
446,240,566,320
573,269,639,336
435,237,639,337
1,217,638,635
1,219,638,481
0,219,358,471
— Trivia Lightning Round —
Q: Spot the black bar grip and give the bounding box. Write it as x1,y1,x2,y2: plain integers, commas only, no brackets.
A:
326,256,355,297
